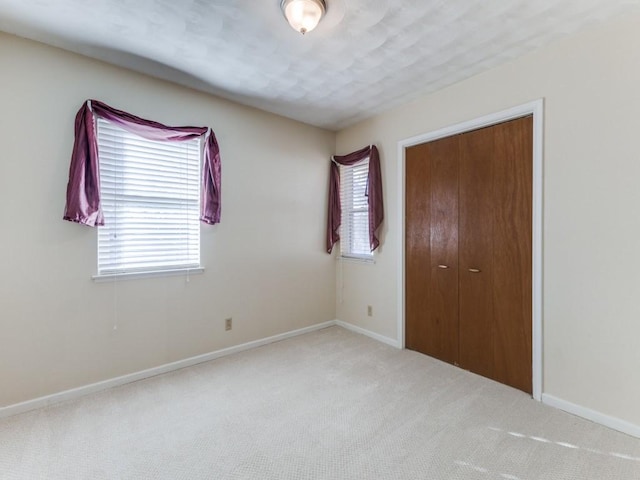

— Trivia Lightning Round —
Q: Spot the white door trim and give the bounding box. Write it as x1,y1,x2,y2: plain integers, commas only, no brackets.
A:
396,99,544,401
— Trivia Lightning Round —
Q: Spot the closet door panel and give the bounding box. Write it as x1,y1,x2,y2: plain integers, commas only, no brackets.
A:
405,144,432,355
458,127,495,378
428,136,459,365
405,137,459,365
492,116,533,393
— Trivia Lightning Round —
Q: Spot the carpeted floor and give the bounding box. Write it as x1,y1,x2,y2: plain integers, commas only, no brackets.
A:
1,326,639,479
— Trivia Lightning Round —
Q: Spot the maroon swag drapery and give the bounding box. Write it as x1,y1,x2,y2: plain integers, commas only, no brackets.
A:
63,99,221,226
326,145,383,254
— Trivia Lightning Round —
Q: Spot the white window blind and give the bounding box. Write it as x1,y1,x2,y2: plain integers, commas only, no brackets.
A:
340,159,372,259
96,118,201,275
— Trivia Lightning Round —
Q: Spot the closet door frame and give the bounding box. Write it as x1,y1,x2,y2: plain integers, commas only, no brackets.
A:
397,99,544,401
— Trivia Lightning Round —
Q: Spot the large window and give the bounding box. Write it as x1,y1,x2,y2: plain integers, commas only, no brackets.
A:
339,158,372,259
96,118,201,275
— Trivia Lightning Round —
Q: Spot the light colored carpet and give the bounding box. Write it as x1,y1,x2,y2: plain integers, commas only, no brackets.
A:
1,326,639,479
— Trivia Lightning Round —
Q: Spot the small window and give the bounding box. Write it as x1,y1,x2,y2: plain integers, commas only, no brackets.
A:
340,159,372,259
96,118,201,275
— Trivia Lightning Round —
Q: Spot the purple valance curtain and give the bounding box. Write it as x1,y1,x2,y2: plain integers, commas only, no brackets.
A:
63,99,221,226
326,145,383,254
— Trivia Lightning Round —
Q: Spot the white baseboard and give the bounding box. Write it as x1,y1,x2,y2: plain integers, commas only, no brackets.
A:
0,320,336,419
335,319,400,348
542,393,640,439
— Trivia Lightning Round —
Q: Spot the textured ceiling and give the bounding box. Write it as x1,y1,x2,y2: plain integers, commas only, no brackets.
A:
0,0,639,130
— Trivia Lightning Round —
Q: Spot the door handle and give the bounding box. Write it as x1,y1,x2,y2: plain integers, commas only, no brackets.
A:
468,268,481,273
438,265,449,269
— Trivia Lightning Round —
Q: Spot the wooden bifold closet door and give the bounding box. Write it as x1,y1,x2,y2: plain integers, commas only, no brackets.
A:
405,116,533,394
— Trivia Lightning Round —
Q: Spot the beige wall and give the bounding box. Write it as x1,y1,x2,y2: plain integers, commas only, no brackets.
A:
336,14,640,427
0,33,336,407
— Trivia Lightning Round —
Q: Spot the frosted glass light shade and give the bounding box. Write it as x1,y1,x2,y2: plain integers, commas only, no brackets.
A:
281,0,326,35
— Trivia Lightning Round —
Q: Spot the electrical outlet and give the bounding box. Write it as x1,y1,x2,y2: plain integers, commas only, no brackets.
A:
367,305,373,317
225,317,232,331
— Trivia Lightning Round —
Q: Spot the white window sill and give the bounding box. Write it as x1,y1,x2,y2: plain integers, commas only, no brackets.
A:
92,267,205,282
338,255,376,265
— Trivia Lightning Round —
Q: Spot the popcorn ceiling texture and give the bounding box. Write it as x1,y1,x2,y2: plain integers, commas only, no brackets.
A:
1,327,639,479
0,0,638,129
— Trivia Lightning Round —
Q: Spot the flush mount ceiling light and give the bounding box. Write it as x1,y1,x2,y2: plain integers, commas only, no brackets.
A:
281,0,326,35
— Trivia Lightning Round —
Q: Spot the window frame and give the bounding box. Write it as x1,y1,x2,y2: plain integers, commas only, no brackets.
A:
339,158,374,262
93,117,204,280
